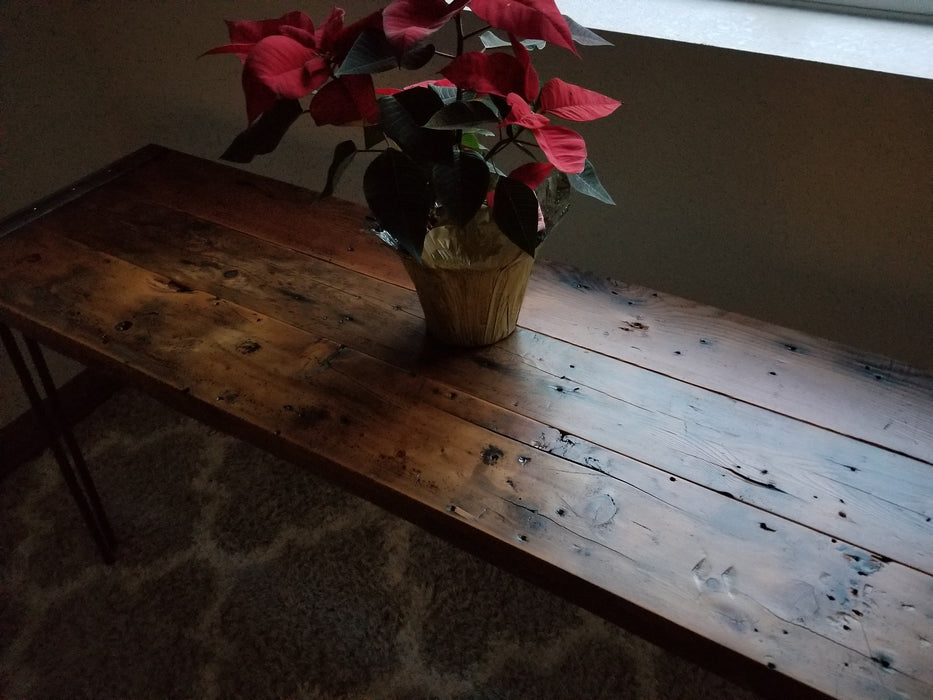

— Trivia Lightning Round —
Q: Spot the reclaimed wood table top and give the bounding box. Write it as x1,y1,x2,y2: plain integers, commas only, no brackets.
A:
1,145,931,700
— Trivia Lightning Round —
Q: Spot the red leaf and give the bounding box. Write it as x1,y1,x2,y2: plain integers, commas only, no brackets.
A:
201,43,255,63
502,93,549,129
279,25,316,47
509,162,555,190
226,12,315,45
440,51,526,97
206,12,316,63
470,0,576,55
344,74,381,124
533,125,587,173
539,78,621,122
509,34,540,101
244,35,320,101
310,75,379,126
313,7,346,52
383,0,470,51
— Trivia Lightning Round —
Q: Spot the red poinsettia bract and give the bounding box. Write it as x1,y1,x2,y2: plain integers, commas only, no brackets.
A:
382,0,470,52
443,47,619,173
470,0,576,54
205,8,381,126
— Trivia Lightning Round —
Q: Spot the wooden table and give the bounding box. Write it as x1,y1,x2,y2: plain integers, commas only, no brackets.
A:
1,145,930,700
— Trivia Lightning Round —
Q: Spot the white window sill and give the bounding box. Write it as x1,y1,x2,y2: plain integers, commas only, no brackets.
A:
558,0,933,80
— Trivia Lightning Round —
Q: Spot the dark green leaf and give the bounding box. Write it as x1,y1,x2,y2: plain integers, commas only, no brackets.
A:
432,150,490,226
319,140,357,198
393,86,445,123
568,159,615,204
424,100,500,131
428,84,461,105
220,99,303,163
493,176,541,257
564,15,613,46
364,124,385,149
400,42,436,70
378,90,457,163
363,149,432,260
336,28,398,76
488,94,511,120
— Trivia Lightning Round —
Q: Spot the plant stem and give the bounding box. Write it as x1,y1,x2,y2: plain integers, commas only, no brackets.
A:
512,140,540,161
454,12,465,151
463,25,492,40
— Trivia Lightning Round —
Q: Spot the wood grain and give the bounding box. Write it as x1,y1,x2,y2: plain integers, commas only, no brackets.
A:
98,148,933,464
0,146,930,700
34,189,933,575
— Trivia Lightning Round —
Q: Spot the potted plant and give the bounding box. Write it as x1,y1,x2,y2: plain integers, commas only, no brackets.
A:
207,0,620,345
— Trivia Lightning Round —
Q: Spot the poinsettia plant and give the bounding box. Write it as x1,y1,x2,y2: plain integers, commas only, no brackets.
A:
207,0,620,261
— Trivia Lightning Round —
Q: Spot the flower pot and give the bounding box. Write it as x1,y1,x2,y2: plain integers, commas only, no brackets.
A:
401,213,535,347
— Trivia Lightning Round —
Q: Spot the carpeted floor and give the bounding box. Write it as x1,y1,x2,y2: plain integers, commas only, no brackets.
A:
0,388,763,699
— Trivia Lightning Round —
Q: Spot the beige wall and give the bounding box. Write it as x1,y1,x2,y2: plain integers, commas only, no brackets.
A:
1,0,931,369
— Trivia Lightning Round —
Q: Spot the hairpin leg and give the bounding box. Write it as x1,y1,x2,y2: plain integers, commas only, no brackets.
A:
0,323,116,563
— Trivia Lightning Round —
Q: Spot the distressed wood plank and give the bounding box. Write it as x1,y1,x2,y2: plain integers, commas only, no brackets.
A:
94,147,933,463
25,197,933,575
96,146,411,288
0,230,928,700
432,333,933,574
520,265,933,465
45,194,425,366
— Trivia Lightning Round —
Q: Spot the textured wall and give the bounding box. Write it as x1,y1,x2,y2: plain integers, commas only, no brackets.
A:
1,0,930,368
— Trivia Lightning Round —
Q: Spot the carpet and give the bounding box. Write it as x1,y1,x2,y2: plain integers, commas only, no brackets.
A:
0,388,762,699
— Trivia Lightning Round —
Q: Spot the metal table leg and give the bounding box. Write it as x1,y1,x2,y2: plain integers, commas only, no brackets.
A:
0,323,116,563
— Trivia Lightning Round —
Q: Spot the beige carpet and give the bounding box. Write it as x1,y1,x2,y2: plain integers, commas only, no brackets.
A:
0,388,762,699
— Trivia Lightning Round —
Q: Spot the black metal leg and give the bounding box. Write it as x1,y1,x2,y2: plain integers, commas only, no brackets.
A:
0,323,116,563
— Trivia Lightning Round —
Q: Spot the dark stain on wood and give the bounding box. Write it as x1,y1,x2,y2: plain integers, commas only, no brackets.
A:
284,403,330,429
278,287,311,303
620,321,649,332
472,355,504,373
723,465,787,494
181,258,223,271
781,342,807,354
377,449,408,479
871,652,894,670
481,445,504,465
167,279,193,293
236,340,261,354
839,545,886,576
